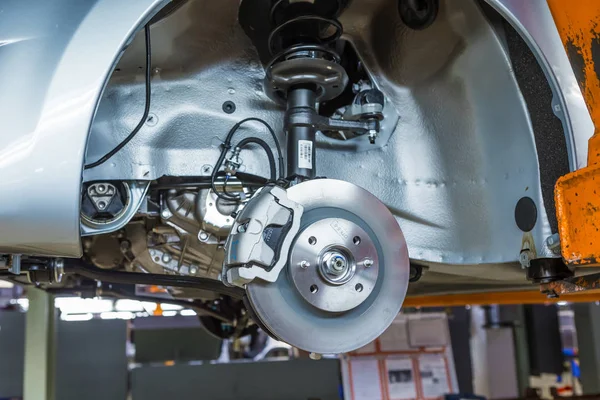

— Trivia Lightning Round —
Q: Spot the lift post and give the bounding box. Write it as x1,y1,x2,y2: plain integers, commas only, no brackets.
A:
23,288,57,400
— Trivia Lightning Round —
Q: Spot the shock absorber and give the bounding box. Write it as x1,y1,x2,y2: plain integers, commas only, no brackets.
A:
285,85,318,179
264,0,347,180
262,0,384,180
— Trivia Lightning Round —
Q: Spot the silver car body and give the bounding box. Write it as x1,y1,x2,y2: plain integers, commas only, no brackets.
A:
0,0,592,286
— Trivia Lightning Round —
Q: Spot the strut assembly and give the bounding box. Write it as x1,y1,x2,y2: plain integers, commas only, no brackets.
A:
243,0,385,180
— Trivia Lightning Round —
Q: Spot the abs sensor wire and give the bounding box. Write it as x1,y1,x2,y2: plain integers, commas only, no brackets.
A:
84,24,152,170
221,137,277,200
211,118,284,201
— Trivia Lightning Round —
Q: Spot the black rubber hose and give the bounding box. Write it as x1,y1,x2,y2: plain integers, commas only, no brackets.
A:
236,137,277,181
215,118,284,178
234,118,284,179
84,24,152,170
63,261,244,299
217,137,276,203
211,118,283,202
211,150,239,201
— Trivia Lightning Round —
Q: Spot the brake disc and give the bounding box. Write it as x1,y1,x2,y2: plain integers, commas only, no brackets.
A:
242,179,410,354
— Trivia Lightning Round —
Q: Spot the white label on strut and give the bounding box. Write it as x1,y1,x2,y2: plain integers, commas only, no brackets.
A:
298,140,313,169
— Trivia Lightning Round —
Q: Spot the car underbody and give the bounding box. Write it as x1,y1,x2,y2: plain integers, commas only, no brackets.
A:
0,0,594,354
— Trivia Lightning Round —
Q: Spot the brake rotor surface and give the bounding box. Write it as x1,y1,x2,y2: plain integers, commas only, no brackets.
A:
246,179,410,354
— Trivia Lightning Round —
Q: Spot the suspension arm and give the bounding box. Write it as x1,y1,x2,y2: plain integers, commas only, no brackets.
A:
63,260,245,299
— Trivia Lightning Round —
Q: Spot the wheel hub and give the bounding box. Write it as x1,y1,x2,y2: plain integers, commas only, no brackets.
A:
290,218,379,312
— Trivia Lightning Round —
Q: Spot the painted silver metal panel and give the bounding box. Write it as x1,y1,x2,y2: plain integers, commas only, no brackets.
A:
0,0,168,257
487,0,594,171
84,0,553,266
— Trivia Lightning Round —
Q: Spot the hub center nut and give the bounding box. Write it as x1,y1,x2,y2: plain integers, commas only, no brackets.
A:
323,251,348,276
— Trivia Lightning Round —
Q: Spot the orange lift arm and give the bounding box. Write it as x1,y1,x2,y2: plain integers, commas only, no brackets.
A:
403,289,600,308
550,0,600,266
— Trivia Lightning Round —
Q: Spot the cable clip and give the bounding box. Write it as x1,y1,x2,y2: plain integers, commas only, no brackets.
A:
224,147,242,176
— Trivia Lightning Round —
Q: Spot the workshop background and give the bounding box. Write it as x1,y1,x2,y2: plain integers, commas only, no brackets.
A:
0,282,598,400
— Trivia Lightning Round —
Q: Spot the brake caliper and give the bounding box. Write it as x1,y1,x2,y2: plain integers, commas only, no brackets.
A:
222,185,303,287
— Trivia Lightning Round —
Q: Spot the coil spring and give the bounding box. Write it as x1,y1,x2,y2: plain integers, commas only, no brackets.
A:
267,0,344,61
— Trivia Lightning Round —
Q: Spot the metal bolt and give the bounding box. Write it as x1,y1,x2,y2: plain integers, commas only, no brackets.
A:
237,224,246,233
120,240,131,252
162,253,172,263
190,266,198,275
97,201,106,210
161,209,171,219
368,130,377,144
363,258,373,268
323,251,347,275
545,233,561,254
97,184,106,194
309,352,322,360
299,260,310,269
199,231,209,241
519,251,531,269
53,258,64,283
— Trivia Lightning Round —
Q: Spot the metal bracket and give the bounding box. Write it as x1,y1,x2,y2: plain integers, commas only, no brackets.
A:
286,108,379,135
540,272,600,298
81,181,150,236
87,183,117,212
